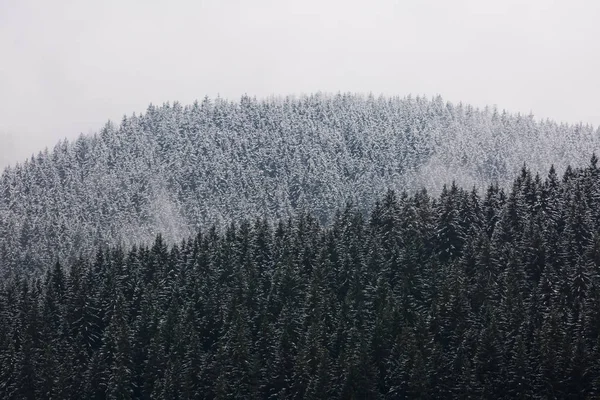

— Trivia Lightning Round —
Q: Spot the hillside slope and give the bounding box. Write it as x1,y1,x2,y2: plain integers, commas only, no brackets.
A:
0,93,598,275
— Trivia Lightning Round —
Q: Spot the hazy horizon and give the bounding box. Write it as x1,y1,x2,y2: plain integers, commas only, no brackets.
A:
2,0,599,169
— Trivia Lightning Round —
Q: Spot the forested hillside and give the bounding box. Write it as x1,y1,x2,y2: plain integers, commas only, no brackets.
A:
1,94,598,276
2,160,600,398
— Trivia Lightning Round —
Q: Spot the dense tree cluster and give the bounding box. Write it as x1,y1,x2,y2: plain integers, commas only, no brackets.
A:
1,94,598,276
2,159,600,398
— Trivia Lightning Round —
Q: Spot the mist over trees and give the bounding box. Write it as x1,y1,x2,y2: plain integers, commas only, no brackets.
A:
2,160,600,398
1,94,598,277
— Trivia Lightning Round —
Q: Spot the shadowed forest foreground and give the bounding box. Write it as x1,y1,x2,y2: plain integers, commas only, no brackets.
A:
2,159,600,399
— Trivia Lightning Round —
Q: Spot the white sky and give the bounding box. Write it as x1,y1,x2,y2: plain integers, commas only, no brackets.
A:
1,0,599,168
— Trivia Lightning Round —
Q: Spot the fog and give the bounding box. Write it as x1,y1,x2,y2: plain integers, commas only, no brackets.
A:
1,0,599,169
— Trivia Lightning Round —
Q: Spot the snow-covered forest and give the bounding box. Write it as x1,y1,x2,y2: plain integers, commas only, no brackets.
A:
1,94,599,277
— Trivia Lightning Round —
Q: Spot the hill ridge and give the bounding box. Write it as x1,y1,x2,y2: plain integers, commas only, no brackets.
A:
1,93,598,275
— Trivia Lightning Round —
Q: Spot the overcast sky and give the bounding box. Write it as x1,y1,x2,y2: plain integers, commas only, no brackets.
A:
1,0,599,168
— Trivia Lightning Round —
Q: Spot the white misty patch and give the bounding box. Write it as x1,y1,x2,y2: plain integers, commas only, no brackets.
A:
146,184,191,245
408,113,600,194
